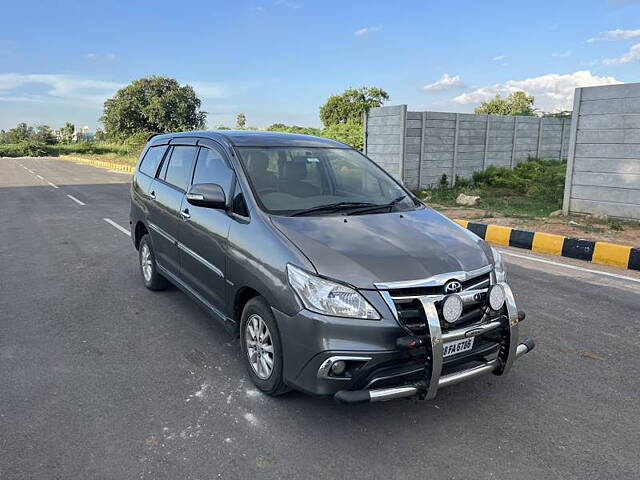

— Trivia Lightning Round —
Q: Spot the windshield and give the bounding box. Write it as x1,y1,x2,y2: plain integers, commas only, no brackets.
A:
236,147,418,216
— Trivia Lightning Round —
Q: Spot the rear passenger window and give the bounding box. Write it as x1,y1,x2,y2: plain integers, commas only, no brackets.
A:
139,146,167,177
192,147,233,193
163,146,198,191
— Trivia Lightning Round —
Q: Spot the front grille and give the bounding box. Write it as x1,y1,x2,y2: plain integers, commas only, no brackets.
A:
384,271,491,335
387,272,490,298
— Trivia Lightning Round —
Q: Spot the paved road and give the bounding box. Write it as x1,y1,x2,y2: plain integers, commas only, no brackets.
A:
1,157,639,480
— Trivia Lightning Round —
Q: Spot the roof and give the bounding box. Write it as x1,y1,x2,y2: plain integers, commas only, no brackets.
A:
150,130,350,148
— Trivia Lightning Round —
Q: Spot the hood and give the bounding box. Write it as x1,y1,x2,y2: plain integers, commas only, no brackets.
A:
270,207,493,289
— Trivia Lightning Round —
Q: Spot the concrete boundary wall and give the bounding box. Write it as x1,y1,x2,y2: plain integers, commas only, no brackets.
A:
365,105,571,189
563,82,640,220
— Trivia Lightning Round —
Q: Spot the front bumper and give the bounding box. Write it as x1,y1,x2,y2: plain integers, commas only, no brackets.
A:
275,282,534,400
333,282,534,403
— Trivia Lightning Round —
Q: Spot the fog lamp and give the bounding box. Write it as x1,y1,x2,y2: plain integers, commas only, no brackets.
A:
442,294,463,324
331,360,346,375
488,284,506,311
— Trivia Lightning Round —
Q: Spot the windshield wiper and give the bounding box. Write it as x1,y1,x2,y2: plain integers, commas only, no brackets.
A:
346,195,407,215
290,201,377,217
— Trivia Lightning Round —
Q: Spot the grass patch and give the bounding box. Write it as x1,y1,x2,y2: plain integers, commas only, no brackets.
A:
0,141,141,166
62,152,139,167
420,158,567,218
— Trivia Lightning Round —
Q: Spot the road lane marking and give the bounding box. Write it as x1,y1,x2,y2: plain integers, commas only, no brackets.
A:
498,249,640,285
47,182,59,189
103,218,131,237
66,194,85,206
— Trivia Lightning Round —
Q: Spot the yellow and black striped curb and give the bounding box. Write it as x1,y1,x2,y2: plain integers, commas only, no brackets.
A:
58,155,135,173
454,219,640,271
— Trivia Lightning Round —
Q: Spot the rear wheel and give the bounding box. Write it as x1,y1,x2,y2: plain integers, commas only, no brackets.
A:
139,234,169,291
240,297,289,396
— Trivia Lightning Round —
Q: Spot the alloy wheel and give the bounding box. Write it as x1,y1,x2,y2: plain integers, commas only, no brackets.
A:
245,313,274,379
141,243,153,282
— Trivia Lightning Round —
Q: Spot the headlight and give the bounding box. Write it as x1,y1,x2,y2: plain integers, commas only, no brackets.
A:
287,265,380,320
491,247,506,283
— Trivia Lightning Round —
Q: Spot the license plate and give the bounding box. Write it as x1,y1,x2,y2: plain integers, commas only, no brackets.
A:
443,337,475,357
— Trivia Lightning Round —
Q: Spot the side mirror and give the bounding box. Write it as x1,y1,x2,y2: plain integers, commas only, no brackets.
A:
186,183,226,209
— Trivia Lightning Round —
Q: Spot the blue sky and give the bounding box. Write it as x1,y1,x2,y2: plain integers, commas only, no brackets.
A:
1,0,640,131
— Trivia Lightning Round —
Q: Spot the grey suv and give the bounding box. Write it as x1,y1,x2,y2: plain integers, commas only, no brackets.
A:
130,130,534,403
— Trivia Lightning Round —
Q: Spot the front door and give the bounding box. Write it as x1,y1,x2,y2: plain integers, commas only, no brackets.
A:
146,144,198,276
178,142,234,315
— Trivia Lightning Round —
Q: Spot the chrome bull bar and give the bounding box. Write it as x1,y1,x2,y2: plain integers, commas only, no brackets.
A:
334,282,535,404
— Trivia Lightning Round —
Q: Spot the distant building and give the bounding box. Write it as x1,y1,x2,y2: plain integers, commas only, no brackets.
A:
72,126,91,142
52,125,94,142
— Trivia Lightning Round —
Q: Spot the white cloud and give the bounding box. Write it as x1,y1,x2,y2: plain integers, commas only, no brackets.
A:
0,95,46,103
86,52,116,61
603,42,640,64
0,74,232,106
587,28,640,42
275,0,301,8
452,70,621,112
423,73,464,92
552,49,573,58
354,26,382,37
0,73,123,104
492,55,507,61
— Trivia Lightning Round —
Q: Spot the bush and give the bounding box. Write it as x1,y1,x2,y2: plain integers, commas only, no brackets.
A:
438,174,449,188
0,140,141,158
472,158,566,201
0,141,54,157
421,158,567,217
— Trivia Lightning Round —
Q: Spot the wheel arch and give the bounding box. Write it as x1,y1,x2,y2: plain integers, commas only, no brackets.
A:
134,221,149,250
233,286,262,328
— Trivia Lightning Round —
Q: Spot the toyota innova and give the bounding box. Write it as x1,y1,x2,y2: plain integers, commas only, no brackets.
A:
129,130,534,403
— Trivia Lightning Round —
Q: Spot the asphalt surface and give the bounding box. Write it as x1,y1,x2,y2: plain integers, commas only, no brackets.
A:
1,157,639,480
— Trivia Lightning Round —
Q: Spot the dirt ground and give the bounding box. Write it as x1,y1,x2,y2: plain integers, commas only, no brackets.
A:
434,204,640,247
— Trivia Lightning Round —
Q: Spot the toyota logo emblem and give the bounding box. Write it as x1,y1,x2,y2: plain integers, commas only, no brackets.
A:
444,280,462,294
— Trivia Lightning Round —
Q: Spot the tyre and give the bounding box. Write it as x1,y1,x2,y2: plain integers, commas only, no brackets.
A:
240,297,290,396
139,234,169,291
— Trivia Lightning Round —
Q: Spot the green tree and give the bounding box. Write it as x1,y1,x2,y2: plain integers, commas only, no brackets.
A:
319,86,389,127
236,113,247,129
321,121,363,151
101,76,206,139
61,122,75,143
94,129,107,141
266,123,323,136
7,123,33,143
474,91,536,116
33,125,55,144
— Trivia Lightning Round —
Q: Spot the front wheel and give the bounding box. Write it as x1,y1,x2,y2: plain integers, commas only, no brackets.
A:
139,234,169,291
240,297,290,396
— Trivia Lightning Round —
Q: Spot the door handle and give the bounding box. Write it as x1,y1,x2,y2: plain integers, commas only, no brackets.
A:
149,190,156,200
180,208,191,219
